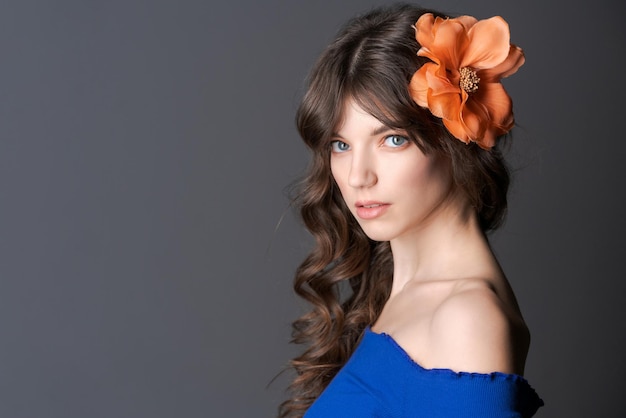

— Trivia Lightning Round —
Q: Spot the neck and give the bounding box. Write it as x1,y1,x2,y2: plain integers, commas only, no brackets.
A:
388,200,500,297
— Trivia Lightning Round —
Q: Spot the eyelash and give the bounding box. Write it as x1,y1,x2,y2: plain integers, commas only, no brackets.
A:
330,140,350,152
383,135,409,147
330,134,409,153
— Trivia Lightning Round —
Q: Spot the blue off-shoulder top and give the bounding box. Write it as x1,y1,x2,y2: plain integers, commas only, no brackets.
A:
305,327,544,417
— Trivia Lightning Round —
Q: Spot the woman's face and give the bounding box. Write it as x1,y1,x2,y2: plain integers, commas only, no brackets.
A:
330,99,454,242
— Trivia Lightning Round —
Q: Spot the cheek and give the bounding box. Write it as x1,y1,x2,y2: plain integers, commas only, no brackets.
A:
391,153,446,200
386,151,433,185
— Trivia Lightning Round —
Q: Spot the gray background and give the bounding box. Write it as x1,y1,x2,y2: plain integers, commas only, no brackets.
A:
0,0,624,417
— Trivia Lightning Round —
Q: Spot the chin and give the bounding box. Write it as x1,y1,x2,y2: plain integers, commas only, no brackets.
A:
358,224,399,243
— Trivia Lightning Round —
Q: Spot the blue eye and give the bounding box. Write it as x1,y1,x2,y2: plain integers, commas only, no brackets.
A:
384,135,408,147
331,140,350,152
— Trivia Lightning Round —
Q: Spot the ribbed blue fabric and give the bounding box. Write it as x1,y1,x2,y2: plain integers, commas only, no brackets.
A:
305,327,543,417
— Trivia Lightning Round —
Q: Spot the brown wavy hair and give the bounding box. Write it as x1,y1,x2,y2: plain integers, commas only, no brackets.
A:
279,4,511,417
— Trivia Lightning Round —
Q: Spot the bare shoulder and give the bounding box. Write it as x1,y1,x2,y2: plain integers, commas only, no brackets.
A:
427,279,529,375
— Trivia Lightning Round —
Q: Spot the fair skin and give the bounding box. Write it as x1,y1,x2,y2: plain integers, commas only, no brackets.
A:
330,99,529,375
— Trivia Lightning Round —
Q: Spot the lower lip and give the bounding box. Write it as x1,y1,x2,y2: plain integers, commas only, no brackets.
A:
356,204,390,220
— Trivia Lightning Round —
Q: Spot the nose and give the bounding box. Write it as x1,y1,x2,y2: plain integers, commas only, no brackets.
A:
348,149,377,188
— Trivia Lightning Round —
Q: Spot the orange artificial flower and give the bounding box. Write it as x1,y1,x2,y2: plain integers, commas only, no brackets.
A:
409,13,525,149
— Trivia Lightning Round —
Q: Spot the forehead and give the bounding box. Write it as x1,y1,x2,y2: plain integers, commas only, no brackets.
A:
334,99,391,137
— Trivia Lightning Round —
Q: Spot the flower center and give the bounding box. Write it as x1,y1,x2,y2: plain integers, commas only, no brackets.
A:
459,67,480,94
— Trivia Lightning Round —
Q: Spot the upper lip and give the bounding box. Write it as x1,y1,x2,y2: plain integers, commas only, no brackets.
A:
355,200,389,208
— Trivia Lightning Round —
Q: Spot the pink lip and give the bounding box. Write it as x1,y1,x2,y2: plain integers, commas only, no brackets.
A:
355,201,390,220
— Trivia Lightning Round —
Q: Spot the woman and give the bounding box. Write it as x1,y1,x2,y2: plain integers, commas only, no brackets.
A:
280,4,543,417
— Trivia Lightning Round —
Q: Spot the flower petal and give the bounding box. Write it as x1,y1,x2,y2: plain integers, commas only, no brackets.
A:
460,16,511,69
463,82,514,148
480,45,525,81
430,89,462,121
414,13,436,49
479,82,514,131
408,66,430,107
457,95,486,142
417,15,472,70
462,104,495,149
454,15,480,30
443,118,471,144
424,66,462,119
425,65,460,96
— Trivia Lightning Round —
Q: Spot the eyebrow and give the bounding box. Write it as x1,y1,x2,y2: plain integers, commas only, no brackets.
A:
332,124,394,139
